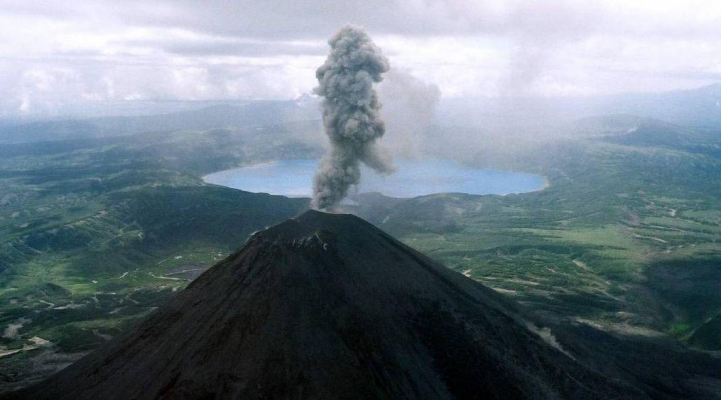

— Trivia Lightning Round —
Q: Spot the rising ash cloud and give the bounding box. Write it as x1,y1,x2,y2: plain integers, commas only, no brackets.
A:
311,25,392,211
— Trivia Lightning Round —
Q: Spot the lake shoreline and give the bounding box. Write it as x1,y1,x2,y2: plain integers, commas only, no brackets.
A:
203,159,547,198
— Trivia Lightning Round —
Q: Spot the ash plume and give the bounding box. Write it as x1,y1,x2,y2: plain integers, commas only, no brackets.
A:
380,70,441,158
311,25,392,211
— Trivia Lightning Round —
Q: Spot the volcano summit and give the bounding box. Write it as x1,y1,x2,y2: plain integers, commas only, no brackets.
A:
7,211,721,400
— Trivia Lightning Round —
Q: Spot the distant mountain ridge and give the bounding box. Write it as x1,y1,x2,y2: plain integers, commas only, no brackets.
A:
439,83,721,129
595,83,721,128
5,83,721,145
0,100,321,144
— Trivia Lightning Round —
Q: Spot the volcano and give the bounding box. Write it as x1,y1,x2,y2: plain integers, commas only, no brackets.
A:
7,210,719,399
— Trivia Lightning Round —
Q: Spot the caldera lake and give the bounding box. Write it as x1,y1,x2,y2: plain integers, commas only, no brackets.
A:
202,159,546,198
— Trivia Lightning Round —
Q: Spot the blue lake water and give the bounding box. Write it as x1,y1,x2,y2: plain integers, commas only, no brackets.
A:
202,159,545,198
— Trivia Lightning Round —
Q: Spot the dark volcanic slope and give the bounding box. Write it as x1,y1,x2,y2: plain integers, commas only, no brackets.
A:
4,211,692,399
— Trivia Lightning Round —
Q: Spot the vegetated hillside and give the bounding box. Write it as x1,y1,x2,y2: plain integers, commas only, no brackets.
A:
646,257,721,350
9,211,721,399
0,121,317,392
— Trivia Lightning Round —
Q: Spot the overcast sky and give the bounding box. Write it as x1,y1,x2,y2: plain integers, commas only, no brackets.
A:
2,0,721,117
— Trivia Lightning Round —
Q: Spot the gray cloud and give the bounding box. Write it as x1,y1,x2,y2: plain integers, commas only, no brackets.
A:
126,38,327,58
2,0,721,117
105,0,599,40
0,1,628,41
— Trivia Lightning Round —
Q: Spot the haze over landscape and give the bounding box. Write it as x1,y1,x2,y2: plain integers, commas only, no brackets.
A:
2,1,721,399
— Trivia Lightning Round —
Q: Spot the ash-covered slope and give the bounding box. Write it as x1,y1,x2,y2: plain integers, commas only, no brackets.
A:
4,211,675,399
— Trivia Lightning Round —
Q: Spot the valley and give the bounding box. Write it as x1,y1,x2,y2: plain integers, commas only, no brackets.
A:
1,104,720,392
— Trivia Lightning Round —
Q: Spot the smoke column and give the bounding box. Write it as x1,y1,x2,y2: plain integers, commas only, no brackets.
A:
311,25,392,211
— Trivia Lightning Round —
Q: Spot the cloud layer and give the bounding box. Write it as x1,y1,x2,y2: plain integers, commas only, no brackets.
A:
2,0,721,117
